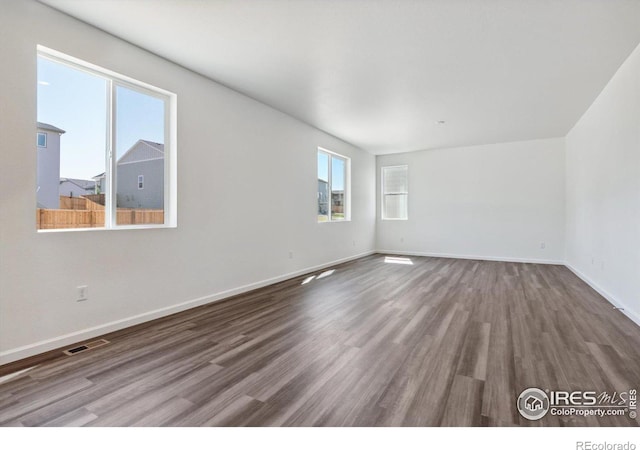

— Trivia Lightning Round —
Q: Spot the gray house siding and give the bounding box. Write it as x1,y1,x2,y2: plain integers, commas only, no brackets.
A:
318,179,329,215
116,159,164,209
36,124,64,209
93,174,105,193
59,178,95,198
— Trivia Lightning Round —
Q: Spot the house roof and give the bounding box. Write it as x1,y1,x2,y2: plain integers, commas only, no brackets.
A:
37,122,66,134
139,140,164,152
60,178,96,190
117,139,165,165
92,140,164,178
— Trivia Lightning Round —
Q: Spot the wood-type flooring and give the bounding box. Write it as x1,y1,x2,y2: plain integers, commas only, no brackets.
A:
1,255,639,426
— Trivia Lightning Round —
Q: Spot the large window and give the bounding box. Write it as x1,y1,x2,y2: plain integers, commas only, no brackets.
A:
36,46,176,231
317,148,349,222
382,165,408,220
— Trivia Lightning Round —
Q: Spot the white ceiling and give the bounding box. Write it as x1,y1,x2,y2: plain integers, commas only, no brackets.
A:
40,0,640,155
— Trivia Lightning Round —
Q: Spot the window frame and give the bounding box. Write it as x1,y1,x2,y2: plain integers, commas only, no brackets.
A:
138,175,144,190
37,132,47,148
36,45,177,232
317,147,351,223
381,165,409,221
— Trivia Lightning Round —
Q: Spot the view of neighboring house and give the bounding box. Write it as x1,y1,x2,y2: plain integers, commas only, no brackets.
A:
115,139,164,209
317,178,344,218
93,172,105,194
36,122,65,209
317,178,328,216
331,190,344,214
37,124,161,211
59,178,96,197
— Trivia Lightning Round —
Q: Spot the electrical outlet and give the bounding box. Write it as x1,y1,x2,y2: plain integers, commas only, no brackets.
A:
540,242,546,249
288,251,293,259
352,240,356,246
400,237,404,243
77,285,88,302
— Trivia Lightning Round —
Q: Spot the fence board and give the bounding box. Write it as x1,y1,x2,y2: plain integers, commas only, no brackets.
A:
58,195,105,210
83,194,105,209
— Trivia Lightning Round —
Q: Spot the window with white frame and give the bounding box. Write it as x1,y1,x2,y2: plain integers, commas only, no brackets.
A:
36,46,176,230
317,148,349,222
37,132,47,148
382,165,408,220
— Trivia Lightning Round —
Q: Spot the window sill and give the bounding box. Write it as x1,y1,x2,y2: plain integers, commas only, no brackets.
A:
37,224,176,233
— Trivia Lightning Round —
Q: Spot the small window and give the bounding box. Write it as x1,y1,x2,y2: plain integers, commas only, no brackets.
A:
36,46,176,231
37,132,47,148
317,148,349,222
382,165,408,220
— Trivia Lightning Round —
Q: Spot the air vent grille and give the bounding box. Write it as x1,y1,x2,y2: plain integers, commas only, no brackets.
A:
63,339,110,356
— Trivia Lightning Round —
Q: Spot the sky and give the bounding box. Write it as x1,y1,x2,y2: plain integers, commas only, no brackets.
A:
317,152,345,191
37,56,164,180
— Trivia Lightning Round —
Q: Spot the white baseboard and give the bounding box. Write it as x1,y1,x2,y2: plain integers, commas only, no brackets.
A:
375,249,564,265
564,263,640,328
0,250,375,366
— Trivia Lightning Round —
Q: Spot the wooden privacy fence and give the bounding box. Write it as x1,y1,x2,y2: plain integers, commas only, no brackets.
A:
117,209,164,225
59,196,88,210
39,195,162,229
37,208,163,229
83,194,106,208
59,194,105,210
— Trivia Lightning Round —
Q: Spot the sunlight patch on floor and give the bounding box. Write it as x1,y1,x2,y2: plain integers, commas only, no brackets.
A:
317,269,335,279
301,275,316,285
384,256,413,265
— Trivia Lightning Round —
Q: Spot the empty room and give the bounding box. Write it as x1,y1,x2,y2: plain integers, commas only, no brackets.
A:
1,0,639,445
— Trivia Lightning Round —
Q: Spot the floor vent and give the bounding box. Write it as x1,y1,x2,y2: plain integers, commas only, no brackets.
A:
63,339,110,356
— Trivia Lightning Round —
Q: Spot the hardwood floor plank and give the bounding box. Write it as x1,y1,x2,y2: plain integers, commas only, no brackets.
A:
245,346,361,426
197,395,262,427
455,321,491,381
441,375,485,426
40,408,98,427
129,397,195,427
0,377,93,425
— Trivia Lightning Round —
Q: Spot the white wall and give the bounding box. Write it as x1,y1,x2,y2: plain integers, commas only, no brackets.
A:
376,138,566,263
0,0,375,363
565,42,640,325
